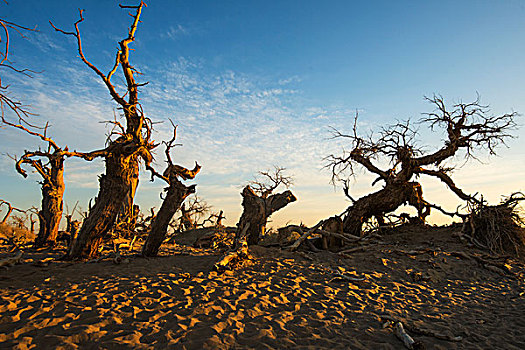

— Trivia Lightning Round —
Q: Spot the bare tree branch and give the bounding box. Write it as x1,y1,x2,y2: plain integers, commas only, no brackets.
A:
249,166,293,198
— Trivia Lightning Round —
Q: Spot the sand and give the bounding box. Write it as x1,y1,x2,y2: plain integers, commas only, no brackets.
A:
0,225,524,349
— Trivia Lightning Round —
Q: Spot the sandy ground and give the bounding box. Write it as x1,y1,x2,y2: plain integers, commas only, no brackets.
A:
0,225,524,349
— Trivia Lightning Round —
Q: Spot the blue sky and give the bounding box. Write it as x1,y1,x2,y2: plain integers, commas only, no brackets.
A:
1,0,524,228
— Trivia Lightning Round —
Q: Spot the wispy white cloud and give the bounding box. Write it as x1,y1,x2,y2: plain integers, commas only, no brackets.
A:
162,24,190,40
278,76,302,86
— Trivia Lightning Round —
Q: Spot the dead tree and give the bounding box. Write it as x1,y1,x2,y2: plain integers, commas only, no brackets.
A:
142,126,200,257
51,2,158,259
0,199,25,224
177,196,212,231
326,96,517,236
202,210,225,227
215,210,225,226
0,107,91,246
16,149,65,246
236,167,297,245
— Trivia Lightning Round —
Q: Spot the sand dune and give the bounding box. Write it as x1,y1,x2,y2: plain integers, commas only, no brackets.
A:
1,225,524,349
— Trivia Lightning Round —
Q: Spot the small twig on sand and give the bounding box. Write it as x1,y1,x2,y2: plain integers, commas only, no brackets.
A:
86,253,112,264
394,321,425,350
328,272,365,283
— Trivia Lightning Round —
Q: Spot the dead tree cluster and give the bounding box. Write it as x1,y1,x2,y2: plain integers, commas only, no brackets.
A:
50,2,162,259
1,0,522,266
326,96,517,236
0,2,213,259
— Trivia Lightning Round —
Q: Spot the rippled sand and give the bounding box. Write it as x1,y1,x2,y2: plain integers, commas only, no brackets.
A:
1,226,524,349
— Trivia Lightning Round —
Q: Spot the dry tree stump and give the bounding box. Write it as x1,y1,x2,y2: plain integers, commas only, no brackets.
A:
236,186,296,245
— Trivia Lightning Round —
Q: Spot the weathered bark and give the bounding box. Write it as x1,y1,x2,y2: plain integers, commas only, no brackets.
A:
343,182,430,236
142,161,201,257
35,155,65,246
321,216,344,249
215,223,251,271
236,186,297,245
116,159,140,237
142,180,196,257
70,149,138,258
343,181,429,236
62,215,81,253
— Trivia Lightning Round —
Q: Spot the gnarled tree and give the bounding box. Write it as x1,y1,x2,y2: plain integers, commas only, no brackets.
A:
236,167,297,245
51,2,157,259
326,96,517,236
1,105,91,246
142,126,200,257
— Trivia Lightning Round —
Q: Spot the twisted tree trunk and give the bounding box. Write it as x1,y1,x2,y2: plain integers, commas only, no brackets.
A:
69,149,137,259
35,156,65,246
142,180,196,257
236,186,297,245
116,159,140,237
343,181,429,236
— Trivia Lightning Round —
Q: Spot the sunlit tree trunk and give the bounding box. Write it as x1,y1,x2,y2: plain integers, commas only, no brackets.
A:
236,186,296,245
35,156,65,246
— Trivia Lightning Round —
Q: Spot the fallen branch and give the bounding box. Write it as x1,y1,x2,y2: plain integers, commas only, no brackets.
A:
0,250,23,267
458,232,489,250
288,220,324,251
381,314,463,344
329,272,365,283
394,322,424,350
316,228,361,244
305,239,320,252
449,251,516,277
86,253,112,264
340,245,371,254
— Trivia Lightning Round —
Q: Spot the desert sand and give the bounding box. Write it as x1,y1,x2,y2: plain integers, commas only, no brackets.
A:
1,225,524,349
